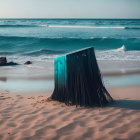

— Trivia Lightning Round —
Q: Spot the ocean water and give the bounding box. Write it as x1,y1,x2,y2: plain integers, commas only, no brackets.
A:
0,19,140,62
0,19,140,93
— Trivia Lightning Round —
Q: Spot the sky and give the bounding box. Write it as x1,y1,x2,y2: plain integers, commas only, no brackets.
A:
0,0,140,18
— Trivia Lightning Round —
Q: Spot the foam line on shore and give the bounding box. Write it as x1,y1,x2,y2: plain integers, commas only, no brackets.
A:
103,69,140,77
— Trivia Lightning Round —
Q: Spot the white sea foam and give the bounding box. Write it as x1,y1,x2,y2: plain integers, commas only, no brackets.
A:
114,45,126,52
95,44,140,61
48,25,125,29
40,25,48,27
102,37,108,39
6,48,140,66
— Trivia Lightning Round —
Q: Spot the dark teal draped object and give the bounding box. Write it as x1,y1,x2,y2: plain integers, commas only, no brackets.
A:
52,47,113,107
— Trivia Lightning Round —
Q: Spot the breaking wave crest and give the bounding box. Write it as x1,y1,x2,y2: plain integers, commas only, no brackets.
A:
0,24,140,30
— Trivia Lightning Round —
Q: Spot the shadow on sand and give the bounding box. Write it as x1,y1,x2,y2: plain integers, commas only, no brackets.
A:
108,100,140,110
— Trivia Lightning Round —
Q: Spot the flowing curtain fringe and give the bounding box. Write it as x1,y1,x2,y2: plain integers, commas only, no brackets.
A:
51,47,114,107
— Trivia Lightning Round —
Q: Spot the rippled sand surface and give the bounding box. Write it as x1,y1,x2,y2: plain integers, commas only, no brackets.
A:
0,87,140,140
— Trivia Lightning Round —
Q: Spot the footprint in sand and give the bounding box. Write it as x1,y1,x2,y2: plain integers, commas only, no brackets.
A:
0,96,11,100
28,96,35,99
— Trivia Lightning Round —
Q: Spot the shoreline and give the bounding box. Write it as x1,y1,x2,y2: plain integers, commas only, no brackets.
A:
0,86,140,140
1,67,140,80
103,69,140,77
1,72,140,93
1,59,140,79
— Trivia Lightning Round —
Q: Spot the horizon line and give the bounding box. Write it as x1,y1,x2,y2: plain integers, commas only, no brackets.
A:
0,18,140,20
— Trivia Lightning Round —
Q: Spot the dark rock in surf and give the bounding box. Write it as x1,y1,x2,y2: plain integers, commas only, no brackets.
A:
0,57,18,66
0,57,7,65
24,61,32,65
7,61,18,66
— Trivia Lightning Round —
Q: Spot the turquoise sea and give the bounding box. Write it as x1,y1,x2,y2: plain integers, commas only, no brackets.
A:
0,19,140,93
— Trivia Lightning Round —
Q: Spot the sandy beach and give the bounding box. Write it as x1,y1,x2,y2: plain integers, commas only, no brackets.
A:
0,86,140,140
0,5,140,140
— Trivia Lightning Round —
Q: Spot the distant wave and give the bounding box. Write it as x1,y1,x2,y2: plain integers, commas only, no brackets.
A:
125,27,140,30
48,25,125,29
0,25,37,28
0,24,140,30
0,24,125,28
0,51,15,55
0,36,140,55
47,25,140,30
23,49,67,56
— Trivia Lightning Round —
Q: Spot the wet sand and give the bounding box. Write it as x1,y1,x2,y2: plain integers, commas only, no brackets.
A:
0,86,140,140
